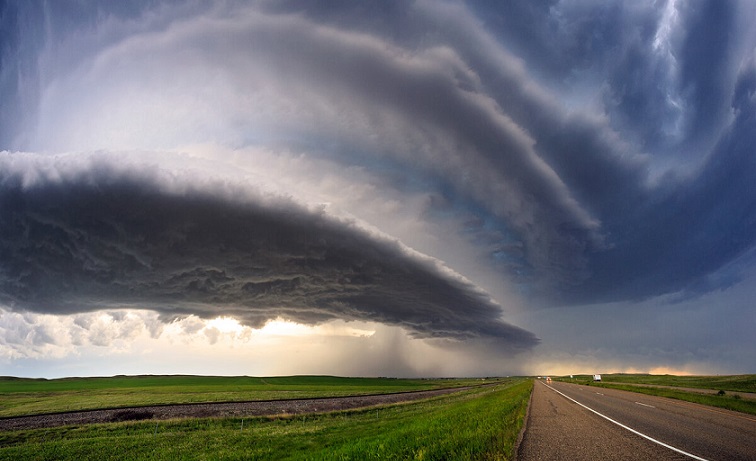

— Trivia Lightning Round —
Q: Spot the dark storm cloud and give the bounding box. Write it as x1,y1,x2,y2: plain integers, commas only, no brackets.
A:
675,1,736,147
441,0,756,304
0,153,538,348
579,57,756,303
12,0,604,292
468,1,739,155
2,0,756,313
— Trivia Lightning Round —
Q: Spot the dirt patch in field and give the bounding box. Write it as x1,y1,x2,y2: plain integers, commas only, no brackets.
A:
109,409,154,422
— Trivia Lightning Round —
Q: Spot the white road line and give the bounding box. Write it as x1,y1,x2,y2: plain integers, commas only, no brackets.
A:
595,392,604,395
635,402,655,408
542,382,710,461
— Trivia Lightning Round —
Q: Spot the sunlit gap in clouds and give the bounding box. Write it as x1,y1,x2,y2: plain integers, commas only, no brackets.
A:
204,315,375,338
157,314,380,347
0,308,376,359
1,306,526,378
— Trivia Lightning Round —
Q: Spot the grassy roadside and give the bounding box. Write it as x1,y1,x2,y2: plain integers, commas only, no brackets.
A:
592,373,756,393
0,375,498,418
587,383,756,416
554,374,756,416
0,379,533,460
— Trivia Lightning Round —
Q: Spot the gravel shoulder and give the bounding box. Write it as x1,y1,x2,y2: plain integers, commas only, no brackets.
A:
0,386,473,431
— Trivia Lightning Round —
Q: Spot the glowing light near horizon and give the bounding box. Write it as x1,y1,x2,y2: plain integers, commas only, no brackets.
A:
206,316,245,334
259,319,312,337
201,316,318,338
258,318,376,338
202,315,376,339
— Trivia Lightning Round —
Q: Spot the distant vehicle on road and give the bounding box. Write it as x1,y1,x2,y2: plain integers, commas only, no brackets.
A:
593,374,602,382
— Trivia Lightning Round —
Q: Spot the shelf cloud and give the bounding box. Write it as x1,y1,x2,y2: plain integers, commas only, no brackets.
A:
1,0,755,375
0,152,537,349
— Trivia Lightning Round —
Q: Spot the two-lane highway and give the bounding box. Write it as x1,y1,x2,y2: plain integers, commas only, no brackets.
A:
518,380,756,460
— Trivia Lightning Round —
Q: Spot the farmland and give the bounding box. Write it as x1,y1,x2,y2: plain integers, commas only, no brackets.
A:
578,373,756,392
0,375,493,418
0,376,532,460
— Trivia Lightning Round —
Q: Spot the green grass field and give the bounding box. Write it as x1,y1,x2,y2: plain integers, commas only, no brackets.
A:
0,375,496,418
594,373,756,393
0,378,532,460
556,373,756,391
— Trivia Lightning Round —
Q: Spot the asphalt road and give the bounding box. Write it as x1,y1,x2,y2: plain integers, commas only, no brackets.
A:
518,380,756,461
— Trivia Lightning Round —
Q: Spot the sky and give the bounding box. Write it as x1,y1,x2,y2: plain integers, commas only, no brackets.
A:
0,0,755,378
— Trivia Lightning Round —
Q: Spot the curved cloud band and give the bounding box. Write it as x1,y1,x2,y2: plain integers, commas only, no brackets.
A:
0,153,538,349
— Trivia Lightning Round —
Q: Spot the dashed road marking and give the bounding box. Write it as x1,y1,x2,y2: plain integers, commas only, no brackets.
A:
653,395,756,423
635,402,655,408
542,382,710,461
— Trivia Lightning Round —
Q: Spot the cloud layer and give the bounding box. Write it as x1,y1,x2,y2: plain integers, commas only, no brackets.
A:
1,0,755,374
0,152,537,348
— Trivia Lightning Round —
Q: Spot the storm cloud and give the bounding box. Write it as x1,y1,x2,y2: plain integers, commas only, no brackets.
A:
0,152,537,348
1,0,755,375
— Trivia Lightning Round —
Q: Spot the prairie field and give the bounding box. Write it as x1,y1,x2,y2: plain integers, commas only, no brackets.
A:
0,375,493,418
595,373,756,392
0,377,532,460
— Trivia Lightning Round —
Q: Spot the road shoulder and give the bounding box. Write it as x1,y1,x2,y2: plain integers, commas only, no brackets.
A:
517,381,682,460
